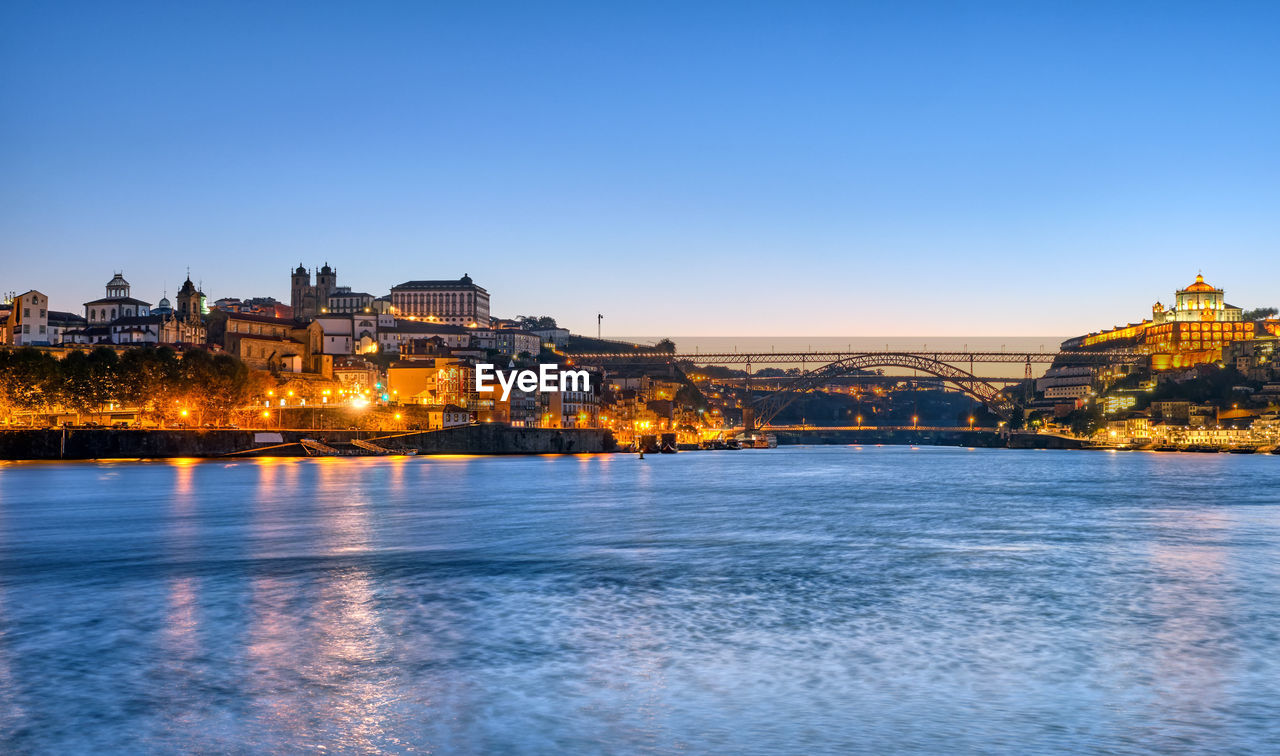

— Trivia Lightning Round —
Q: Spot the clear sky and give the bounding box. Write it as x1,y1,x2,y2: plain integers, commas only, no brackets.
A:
2,1,1277,337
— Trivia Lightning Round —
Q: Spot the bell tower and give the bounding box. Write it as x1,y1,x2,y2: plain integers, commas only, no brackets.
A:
291,264,311,315
315,262,337,307
176,275,202,322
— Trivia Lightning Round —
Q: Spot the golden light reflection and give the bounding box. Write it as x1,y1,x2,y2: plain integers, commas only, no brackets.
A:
243,456,394,751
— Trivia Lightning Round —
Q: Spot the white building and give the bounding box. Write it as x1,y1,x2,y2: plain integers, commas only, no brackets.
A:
84,273,151,324
390,274,491,327
325,287,375,315
315,313,382,355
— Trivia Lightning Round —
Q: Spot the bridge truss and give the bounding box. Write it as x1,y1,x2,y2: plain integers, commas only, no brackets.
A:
748,353,1019,426
568,350,1136,366
572,348,1139,427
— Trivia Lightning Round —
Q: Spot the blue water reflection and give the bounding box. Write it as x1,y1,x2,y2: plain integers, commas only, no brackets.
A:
1,447,1278,753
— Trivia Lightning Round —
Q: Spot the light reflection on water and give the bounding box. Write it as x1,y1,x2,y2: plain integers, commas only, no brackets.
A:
0,448,1279,753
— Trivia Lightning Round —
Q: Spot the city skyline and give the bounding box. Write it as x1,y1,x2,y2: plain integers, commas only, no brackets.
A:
3,1,1278,336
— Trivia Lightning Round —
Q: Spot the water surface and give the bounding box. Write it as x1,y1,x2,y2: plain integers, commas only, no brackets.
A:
1,447,1278,753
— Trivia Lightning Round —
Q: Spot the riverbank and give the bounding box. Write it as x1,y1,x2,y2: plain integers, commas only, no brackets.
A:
0,425,616,460
774,428,1012,448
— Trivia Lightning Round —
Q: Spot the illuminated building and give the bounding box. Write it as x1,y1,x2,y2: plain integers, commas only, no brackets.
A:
332,357,380,393
1065,273,1257,371
1152,274,1243,324
390,274,491,327
1144,320,1254,370
316,313,383,355
387,359,478,410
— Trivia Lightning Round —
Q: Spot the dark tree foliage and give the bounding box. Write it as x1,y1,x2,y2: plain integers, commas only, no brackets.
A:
516,315,558,329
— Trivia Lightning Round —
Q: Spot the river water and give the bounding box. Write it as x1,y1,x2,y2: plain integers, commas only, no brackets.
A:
1,447,1278,754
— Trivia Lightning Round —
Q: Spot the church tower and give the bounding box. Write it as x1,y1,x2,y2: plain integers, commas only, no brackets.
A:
315,263,337,307
291,264,311,316
176,276,202,322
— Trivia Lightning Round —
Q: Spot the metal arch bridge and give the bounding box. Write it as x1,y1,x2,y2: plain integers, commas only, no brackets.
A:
569,348,1140,426
748,352,1018,426
567,349,1137,366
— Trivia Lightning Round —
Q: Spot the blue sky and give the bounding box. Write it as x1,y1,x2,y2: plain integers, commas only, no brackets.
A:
2,1,1277,336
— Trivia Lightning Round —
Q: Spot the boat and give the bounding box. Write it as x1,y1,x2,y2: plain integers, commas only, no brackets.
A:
737,432,778,449
1184,445,1221,454
1226,447,1258,454
1152,445,1181,452
659,433,679,453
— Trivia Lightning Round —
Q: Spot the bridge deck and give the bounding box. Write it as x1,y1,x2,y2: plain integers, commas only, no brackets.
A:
569,350,1136,365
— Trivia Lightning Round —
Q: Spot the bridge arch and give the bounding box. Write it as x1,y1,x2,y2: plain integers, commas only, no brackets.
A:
751,353,1020,427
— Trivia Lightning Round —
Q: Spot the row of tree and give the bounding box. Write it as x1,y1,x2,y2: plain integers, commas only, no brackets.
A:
0,346,273,426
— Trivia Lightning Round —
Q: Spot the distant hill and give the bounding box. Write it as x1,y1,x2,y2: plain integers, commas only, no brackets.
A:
564,335,676,354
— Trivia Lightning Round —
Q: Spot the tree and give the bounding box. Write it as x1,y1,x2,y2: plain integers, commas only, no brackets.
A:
654,338,676,353
0,348,61,418
1243,306,1278,321
517,315,558,329
118,347,181,425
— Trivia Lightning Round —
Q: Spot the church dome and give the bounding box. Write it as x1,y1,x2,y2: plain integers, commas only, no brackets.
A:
158,296,171,308
295,263,308,275
1183,273,1216,292
460,273,473,285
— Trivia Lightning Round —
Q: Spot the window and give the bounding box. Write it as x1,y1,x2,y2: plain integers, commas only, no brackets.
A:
23,308,30,317
40,309,45,317
22,324,30,333
39,325,46,334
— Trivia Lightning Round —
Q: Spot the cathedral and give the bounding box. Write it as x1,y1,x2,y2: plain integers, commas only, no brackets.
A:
290,263,337,321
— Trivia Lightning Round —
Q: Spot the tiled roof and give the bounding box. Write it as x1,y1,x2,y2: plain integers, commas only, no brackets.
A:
84,296,152,307
391,275,485,292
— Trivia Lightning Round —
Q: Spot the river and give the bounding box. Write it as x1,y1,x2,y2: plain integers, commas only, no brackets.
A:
1,447,1278,753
